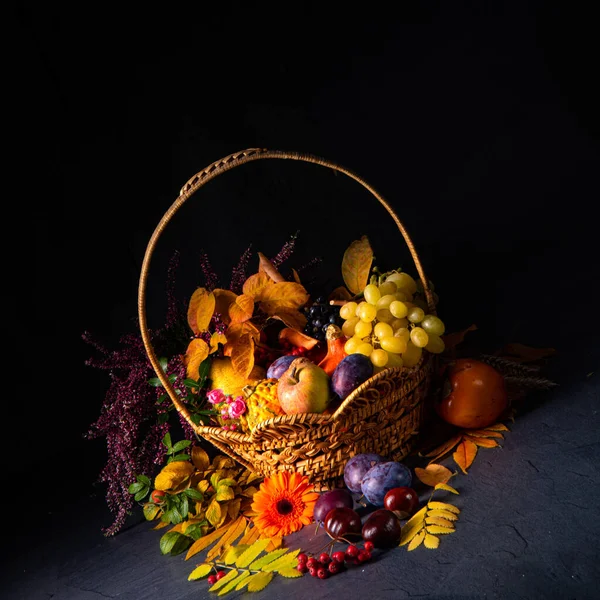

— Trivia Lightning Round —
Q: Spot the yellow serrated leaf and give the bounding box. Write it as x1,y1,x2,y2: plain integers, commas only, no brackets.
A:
248,548,288,571
424,533,440,549
415,464,454,487
426,516,456,529
407,530,425,551
154,460,194,492
206,498,222,527
403,506,427,530
206,516,247,561
221,544,251,565
399,506,427,546
209,568,239,592
427,509,459,522
234,571,252,591
279,567,304,578
188,563,212,580
426,525,456,535
235,538,272,568
341,235,373,294
435,483,459,494
186,523,231,560
188,288,216,334
218,571,249,596
263,549,300,572
246,571,274,593
428,501,460,514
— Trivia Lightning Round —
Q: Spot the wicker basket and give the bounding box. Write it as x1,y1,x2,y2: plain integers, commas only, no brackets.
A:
138,148,436,491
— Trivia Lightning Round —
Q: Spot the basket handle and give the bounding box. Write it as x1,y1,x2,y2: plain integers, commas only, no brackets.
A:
138,148,435,432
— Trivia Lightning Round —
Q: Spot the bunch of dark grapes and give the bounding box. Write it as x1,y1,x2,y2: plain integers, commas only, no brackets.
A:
303,297,343,342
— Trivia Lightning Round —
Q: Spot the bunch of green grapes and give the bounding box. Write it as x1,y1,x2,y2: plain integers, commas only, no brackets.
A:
339,271,445,370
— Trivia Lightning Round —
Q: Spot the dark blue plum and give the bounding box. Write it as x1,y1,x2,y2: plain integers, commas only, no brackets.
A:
360,461,413,507
331,354,374,400
266,355,296,379
343,453,386,493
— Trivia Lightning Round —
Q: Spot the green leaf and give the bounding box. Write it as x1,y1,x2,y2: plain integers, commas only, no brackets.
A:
128,482,145,494
248,548,288,570
170,534,193,555
235,538,272,568
138,474,151,486
179,494,189,519
209,569,239,592
172,440,192,453
188,563,212,581
134,489,149,502
184,522,205,541
160,531,182,555
217,478,237,488
148,377,164,388
184,378,201,388
167,454,191,463
166,506,183,525
168,374,177,383
156,394,169,404
162,432,172,449
158,412,169,425
184,488,204,502
198,358,211,380
246,571,273,592
143,503,161,521
159,357,169,372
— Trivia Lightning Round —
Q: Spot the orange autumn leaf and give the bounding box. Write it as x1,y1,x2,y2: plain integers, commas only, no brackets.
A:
213,289,237,324
224,322,260,357
184,338,210,379
422,434,462,463
278,328,319,350
291,268,301,284
209,331,227,354
341,235,373,295
229,294,255,323
231,333,255,378
453,439,478,474
187,288,216,335
464,436,500,448
463,428,504,439
442,324,477,352
243,272,274,301
414,464,454,487
485,423,509,432
259,282,309,315
271,308,307,331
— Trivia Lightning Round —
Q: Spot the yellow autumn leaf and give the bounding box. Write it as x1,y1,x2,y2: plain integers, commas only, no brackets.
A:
206,498,222,527
143,503,160,521
259,282,309,315
191,446,210,471
264,537,283,552
206,516,247,561
427,509,459,522
228,498,241,521
427,501,460,514
229,294,255,323
262,549,300,572
184,338,210,380
246,571,274,592
279,567,304,578
153,521,170,530
218,572,250,596
434,482,459,495
243,272,274,300
453,438,478,474
239,524,262,546
224,321,260,356
210,331,228,354
426,516,456,529
399,507,426,546
234,571,252,591
407,530,425,551
230,333,255,378
463,428,505,439
421,434,463,460
213,289,237,325
186,523,231,560
187,288,215,334
154,461,194,491
426,525,456,535
188,563,212,580
415,464,454,487
216,485,235,502
222,544,251,565
328,286,353,302
424,533,440,549
209,568,240,592
341,235,373,295
235,538,272,568
248,548,288,570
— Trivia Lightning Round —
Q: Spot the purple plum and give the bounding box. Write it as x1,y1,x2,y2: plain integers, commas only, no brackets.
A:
344,453,386,493
360,461,413,507
331,354,374,400
266,355,296,379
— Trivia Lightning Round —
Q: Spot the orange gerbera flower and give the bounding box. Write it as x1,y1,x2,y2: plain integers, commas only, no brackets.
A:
251,471,319,537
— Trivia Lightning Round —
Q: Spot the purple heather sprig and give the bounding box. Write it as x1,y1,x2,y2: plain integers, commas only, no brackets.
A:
229,243,253,294
271,231,299,269
199,249,219,291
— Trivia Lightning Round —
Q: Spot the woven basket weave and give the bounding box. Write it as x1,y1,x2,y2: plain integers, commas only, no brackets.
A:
138,148,436,491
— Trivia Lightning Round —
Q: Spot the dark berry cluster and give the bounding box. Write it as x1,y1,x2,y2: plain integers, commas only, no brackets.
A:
296,542,374,579
302,298,343,342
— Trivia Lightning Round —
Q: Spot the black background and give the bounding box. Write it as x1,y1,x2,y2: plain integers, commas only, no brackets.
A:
5,1,599,501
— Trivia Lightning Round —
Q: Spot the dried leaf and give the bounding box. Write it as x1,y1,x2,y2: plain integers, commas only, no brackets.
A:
424,533,440,549
434,483,459,495
278,566,304,578
422,434,462,461
442,324,477,352
453,438,478,474
278,327,319,349
426,525,456,535
206,498,222,527
229,294,255,324
210,332,228,354
243,272,274,300
407,530,425,551
259,282,309,315
235,538,272,568
188,288,216,334
427,509,458,522
271,308,307,331
466,436,500,448
246,571,274,592
206,516,247,561
186,523,232,560
291,269,301,284
463,429,504,439
209,568,240,592
427,501,460,514
426,516,456,529
485,422,509,432
248,548,288,570
498,342,556,363
228,498,241,521
188,563,212,580
258,252,286,283
191,446,210,471
341,235,373,295
262,549,300,572
415,464,454,487
184,338,210,380
230,334,255,379
328,286,353,302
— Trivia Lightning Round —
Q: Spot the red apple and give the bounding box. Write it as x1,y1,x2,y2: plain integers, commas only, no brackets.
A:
277,357,331,414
